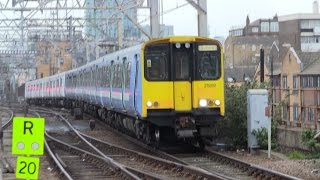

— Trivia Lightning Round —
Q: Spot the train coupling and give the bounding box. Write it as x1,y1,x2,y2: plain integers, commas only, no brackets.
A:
175,116,197,138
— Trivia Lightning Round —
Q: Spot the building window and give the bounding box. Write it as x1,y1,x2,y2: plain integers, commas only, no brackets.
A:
317,76,320,87
261,22,270,32
293,104,299,121
282,75,288,89
302,76,315,87
270,22,279,32
293,75,299,95
302,76,307,87
306,108,315,121
273,76,280,86
301,20,320,29
309,76,314,87
252,56,256,63
252,27,259,33
283,105,289,120
301,36,319,44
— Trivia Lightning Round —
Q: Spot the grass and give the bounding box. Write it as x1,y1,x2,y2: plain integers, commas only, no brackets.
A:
287,150,320,159
287,150,305,159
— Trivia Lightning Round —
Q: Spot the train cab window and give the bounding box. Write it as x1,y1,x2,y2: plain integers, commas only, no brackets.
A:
196,44,221,80
144,43,169,81
172,43,192,81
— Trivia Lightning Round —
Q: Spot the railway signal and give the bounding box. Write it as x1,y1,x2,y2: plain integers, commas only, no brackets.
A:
12,117,45,180
12,117,45,155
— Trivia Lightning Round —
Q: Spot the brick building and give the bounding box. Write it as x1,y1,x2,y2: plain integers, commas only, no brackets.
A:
35,40,73,78
225,15,280,82
271,47,320,129
279,13,320,52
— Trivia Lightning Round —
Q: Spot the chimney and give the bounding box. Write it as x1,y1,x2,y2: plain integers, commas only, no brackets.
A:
313,0,319,14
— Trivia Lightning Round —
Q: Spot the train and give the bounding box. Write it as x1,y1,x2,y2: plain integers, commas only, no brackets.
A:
25,36,225,148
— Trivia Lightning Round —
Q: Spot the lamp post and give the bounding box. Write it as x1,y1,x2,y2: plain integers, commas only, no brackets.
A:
271,54,274,120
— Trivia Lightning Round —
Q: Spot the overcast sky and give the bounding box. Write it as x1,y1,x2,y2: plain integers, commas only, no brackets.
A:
160,0,316,38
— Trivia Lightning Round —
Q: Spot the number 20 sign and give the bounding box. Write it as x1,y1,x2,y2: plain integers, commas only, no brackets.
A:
16,156,40,179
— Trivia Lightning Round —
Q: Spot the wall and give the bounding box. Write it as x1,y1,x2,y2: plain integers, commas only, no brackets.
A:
279,20,300,50
277,126,309,150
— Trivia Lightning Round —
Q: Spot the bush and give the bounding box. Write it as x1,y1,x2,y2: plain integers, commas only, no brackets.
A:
252,128,268,149
214,81,278,149
302,129,320,152
288,150,305,159
252,127,277,149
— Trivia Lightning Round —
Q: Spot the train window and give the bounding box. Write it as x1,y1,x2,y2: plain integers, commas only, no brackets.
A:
118,64,123,88
173,45,191,81
122,57,129,89
94,69,97,87
92,69,95,87
196,44,221,80
126,62,131,89
110,65,114,88
144,43,169,81
86,72,88,86
99,69,101,87
105,66,110,87
112,64,118,88
97,68,101,87
88,72,90,86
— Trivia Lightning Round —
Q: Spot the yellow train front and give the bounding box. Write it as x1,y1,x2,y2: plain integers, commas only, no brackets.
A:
140,36,224,147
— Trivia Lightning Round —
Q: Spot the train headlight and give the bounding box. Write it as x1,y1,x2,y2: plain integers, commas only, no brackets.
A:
185,43,190,48
153,101,159,107
199,99,208,107
215,100,221,106
175,43,181,49
146,101,152,107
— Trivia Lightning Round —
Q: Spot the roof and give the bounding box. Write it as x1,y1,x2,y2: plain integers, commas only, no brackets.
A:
278,13,320,22
295,51,320,72
249,19,260,26
299,52,320,75
230,36,278,46
225,65,257,82
268,68,281,76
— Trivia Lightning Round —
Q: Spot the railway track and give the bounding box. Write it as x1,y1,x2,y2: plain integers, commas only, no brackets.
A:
45,109,226,179
0,106,15,179
31,109,142,179
71,107,303,180
170,149,303,180
12,105,303,180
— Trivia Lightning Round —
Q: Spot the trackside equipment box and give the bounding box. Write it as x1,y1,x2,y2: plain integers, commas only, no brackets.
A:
247,89,270,149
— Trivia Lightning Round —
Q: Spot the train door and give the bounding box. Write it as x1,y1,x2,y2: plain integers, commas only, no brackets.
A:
172,43,193,111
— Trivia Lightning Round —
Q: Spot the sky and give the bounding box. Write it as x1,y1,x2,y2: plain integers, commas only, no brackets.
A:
159,0,316,38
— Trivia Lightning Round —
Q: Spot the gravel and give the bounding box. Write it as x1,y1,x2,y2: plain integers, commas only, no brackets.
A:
217,149,320,180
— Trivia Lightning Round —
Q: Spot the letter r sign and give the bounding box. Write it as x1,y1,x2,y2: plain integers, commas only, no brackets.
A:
12,117,45,155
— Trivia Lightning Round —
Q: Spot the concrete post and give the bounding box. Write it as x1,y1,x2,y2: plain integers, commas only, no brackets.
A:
148,0,160,39
198,0,208,37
